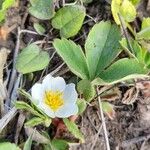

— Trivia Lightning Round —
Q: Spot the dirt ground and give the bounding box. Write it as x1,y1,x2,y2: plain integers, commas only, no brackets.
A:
0,0,150,150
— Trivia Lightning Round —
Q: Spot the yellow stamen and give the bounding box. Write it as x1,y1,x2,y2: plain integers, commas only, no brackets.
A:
44,91,64,111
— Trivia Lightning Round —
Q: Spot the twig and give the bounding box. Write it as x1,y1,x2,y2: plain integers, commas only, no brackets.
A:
86,14,97,23
15,112,26,144
96,86,110,150
90,125,103,150
118,14,135,59
33,40,53,45
87,109,99,132
50,62,65,76
7,27,21,106
0,107,17,132
140,140,147,150
10,73,22,107
147,0,150,12
120,134,150,148
55,67,69,77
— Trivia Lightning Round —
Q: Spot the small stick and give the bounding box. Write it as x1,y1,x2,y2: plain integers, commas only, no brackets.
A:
90,125,103,150
118,14,135,59
6,27,21,107
147,0,150,12
0,107,17,132
120,134,150,148
50,62,65,76
15,112,26,144
96,86,110,150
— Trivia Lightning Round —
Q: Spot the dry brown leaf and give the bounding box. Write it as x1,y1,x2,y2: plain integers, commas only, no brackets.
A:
101,87,121,102
0,24,17,41
122,87,139,105
136,81,150,98
0,26,9,41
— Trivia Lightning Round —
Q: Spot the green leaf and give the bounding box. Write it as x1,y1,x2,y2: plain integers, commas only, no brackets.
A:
0,0,15,23
29,0,55,20
120,38,145,63
25,117,45,127
34,23,45,35
137,18,150,40
0,142,21,150
53,38,89,79
77,80,95,102
0,10,5,22
98,58,148,84
23,132,34,150
141,18,150,30
63,118,84,143
111,0,122,25
120,0,136,22
16,44,50,74
120,38,150,68
144,51,150,69
15,101,44,118
51,139,69,150
111,0,136,24
85,21,121,80
77,99,87,115
137,27,150,40
52,5,86,38
18,89,48,118
129,0,140,5
102,102,115,120
2,0,15,10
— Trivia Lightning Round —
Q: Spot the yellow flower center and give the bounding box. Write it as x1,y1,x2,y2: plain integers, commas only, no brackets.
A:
44,91,64,111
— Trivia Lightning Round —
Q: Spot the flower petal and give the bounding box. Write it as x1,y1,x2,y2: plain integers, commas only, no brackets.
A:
63,83,78,104
42,75,66,92
50,77,66,92
31,83,43,104
38,103,55,118
55,104,78,118
42,74,54,91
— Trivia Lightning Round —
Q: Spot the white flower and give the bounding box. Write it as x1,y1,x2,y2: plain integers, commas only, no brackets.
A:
31,74,78,118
